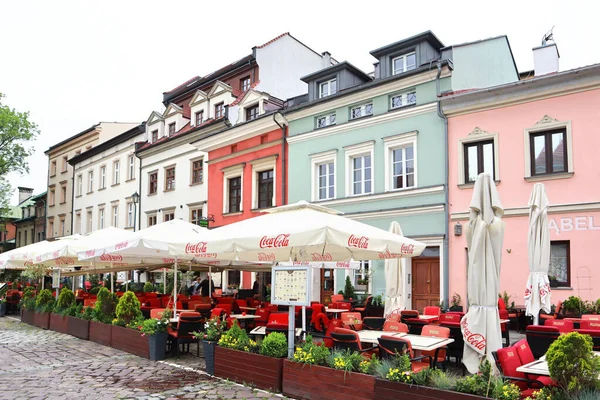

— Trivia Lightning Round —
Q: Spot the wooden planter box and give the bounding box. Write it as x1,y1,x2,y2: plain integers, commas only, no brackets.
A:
374,379,488,400
21,309,34,325
49,313,69,334
33,311,50,330
282,359,375,400
67,316,90,340
89,320,112,346
111,325,149,359
215,346,284,392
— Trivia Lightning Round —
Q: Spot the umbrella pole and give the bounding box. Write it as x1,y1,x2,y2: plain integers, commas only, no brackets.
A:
209,266,212,300
288,306,295,359
302,306,306,341
173,259,178,317
163,268,166,294
111,272,114,293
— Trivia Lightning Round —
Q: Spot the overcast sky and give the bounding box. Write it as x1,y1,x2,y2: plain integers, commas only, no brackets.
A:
1,0,597,204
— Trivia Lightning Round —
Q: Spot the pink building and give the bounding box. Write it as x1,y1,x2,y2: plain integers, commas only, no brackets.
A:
442,47,600,308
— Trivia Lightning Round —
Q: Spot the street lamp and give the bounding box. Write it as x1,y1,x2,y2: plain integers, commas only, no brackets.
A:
131,191,140,232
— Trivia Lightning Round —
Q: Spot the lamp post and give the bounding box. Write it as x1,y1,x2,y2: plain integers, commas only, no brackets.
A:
131,191,140,232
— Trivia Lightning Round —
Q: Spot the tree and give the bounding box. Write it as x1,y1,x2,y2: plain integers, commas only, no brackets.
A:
0,93,39,211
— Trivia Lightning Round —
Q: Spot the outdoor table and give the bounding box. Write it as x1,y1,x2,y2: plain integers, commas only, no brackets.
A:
419,315,438,321
229,314,260,330
517,352,600,376
500,319,510,324
325,307,348,318
356,330,454,352
249,326,303,344
238,306,257,314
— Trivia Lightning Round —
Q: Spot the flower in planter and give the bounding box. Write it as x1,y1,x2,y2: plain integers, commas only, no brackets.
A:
193,316,225,342
497,383,520,400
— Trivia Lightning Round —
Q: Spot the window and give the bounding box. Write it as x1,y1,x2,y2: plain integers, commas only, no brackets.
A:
168,123,176,136
317,162,335,200
549,241,570,287
149,172,158,194
112,206,118,227
165,167,175,191
228,177,242,213
351,155,372,195
319,78,337,98
392,145,415,189
48,220,54,238
530,129,567,176
464,140,494,183
88,171,94,193
350,103,373,120
316,113,336,129
390,91,417,109
61,156,68,172
18,231,21,247
214,103,225,119
164,212,174,222
240,76,251,91
392,51,416,75
100,166,106,189
77,175,82,196
191,160,203,184
87,211,93,233
113,161,120,185
60,183,67,203
257,170,274,209
51,160,57,176
75,212,81,234
49,188,55,206
128,155,135,180
148,215,157,227
60,217,65,236
190,208,202,225
99,208,105,229
246,105,259,121
195,111,204,126
127,203,134,228
228,270,240,286
151,130,158,143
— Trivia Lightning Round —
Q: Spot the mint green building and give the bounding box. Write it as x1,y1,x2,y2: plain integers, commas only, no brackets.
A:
284,32,518,309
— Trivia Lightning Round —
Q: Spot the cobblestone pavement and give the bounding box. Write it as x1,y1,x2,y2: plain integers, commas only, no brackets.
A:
0,317,290,400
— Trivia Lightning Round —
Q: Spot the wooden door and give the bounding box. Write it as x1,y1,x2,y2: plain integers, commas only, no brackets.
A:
411,258,440,312
320,268,335,304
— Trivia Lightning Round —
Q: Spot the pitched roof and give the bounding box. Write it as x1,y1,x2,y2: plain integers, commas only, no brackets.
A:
136,118,226,153
255,32,289,48
370,31,444,58
229,81,262,106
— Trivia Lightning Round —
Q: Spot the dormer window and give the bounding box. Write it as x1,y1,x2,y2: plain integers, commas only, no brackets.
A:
195,111,204,126
168,123,176,136
151,130,158,143
392,51,416,75
240,76,251,91
215,103,225,119
319,78,337,98
246,105,259,121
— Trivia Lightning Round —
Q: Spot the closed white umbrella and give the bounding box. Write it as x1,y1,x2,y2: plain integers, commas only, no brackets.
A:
525,183,551,325
384,221,405,317
461,173,505,373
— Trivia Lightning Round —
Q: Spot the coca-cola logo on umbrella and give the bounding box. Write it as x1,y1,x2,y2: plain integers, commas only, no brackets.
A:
461,318,486,351
259,234,290,249
311,253,332,261
185,242,208,254
114,241,129,250
54,257,74,265
348,234,369,249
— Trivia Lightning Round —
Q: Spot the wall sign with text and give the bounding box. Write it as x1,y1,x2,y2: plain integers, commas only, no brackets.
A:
270,265,311,307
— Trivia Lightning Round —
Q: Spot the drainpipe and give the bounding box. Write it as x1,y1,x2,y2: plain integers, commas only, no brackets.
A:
70,164,76,235
136,146,143,231
436,60,450,308
273,112,287,205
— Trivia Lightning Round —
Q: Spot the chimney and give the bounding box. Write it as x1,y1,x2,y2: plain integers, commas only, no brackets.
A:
321,51,331,68
18,187,33,204
533,43,559,76
373,62,380,79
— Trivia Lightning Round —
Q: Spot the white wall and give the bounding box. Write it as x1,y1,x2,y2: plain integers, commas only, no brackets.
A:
255,34,328,100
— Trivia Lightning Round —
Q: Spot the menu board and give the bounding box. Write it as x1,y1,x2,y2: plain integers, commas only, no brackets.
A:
52,269,61,289
271,265,311,306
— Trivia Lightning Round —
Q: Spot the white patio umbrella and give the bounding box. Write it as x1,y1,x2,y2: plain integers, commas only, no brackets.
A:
461,173,505,374
169,201,426,262
0,240,54,269
525,183,551,325
384,221,405,317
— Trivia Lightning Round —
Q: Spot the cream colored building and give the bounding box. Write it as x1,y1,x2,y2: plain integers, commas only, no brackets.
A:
44,122,138,238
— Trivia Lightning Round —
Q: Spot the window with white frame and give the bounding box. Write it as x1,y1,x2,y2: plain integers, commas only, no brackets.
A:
344,141,374,197
86,210,92,233
190,208,202,225
75,212,81,234
353,261,370,287
392,51,416,75
384,131,417,191
168,123,176,136
251,156,276,210
457,128,500,185
318,78,337,98
99,208,105,229
100,166,106,189
317,162,335,200
88,171,94,193
113,161,120,185
128,155,135,180
222,165,244,214
191,159,203,185
316,113,336,129
112,205,118,227
127,203,134,227
350,103,373,120
77,175,82,196
390,91,417,109
148,214,157,227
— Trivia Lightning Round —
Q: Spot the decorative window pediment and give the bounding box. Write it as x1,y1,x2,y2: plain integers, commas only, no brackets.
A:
163,103,183,118
207,80,233,98
190,90,208,106
146,111,164,126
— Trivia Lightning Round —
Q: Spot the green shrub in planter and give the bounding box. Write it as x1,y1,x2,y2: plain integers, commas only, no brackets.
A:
259,332,287,358
143,282,154,293
115,291,142,325
54,288,75,314
343,276,356,300
562,296,583,314
218,323,258,352
546,331,600,393
35,289,54,312
93,287,117,324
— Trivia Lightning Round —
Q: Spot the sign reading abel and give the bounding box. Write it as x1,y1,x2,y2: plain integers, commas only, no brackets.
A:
549,216,600,234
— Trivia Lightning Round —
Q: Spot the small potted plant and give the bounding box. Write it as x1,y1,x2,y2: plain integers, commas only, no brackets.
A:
356,278,369,291
449,293,462,312
548,275,558,288
193,316,225,375
562,296,583,318
138,311,169,361
367,295,384,317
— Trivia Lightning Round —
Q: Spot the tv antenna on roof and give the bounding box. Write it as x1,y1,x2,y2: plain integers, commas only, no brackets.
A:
542,26,555,46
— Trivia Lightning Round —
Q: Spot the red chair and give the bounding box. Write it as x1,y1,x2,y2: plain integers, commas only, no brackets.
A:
253,308,271,327
493,347,546,397
400,310,419,321
423,306,441,321
500,309,510,347
544,319,573,333
219,304,232,316
539,301,562,322
575,329,600,351
323,319,344,348
189,295,203,301
167,312,203,356
83,299,96,308
362,317,385,331
582,314,600,321
340,312,363,330
353,296,372,317
439,313,461,324
235,299,246,310
386,313,401,323
247,298,261,307
150,308,170,319
332,302,352,311
330,294,344,303
383,321,408,333
311,304,325,329
331,328,378,357
514,339,556,386
526,325,560,359
145,298,161,308
421,325,450,369
266,313,289,335
377,336,429,372
580,320,600,330
211,308,225,319
267,304,279,313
